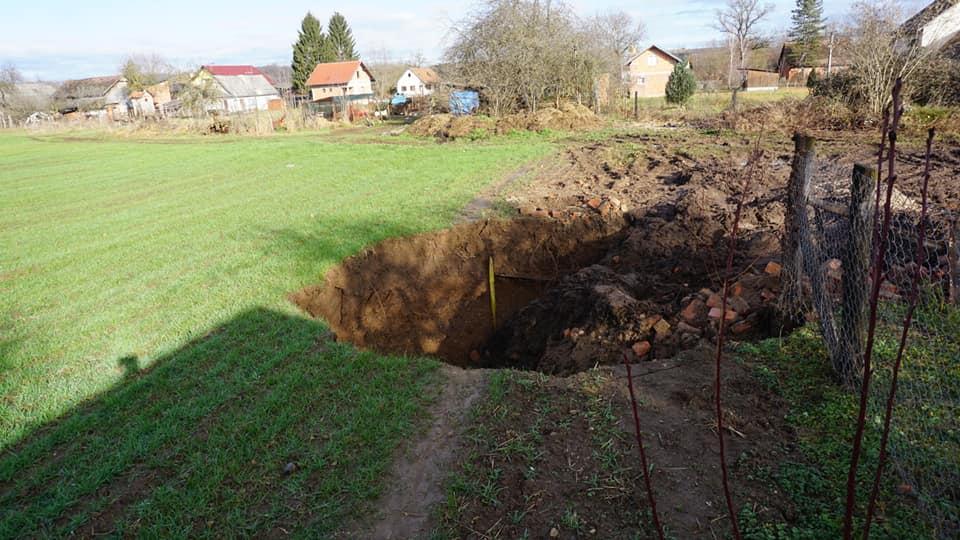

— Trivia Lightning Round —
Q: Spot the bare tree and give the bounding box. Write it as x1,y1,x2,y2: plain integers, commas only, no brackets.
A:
120,53,176,90
589,10,646,70
0,63,22,107
714,0,774,86
445,0,598,115
844,0,931,114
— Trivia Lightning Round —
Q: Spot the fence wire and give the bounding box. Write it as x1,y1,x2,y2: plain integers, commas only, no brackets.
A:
784,158,959,538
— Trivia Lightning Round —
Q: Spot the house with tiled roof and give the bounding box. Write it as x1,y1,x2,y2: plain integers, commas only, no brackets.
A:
623,45,683,98
395,67,440,98
306,60,375,105
195,65,281,112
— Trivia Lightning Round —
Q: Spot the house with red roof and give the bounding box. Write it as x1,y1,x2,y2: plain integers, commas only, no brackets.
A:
306,60,375,105
195,65,281,112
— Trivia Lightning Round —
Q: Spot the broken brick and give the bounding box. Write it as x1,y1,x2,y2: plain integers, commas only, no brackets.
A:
764,261,782,277
632,340,652,358
681,299,705,322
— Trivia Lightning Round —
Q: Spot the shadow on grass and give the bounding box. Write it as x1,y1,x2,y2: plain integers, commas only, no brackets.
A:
0,308,438,538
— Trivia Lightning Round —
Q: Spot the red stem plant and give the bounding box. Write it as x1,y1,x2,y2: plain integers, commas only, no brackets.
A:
712,146,763,540
622,352,666,540
842,78,904,540
861,128,935,539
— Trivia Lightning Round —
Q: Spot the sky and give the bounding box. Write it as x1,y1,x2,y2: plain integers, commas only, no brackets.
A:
1,0,929,81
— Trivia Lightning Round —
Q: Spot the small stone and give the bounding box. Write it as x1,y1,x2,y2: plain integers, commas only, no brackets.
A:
632,340,652,357
612,255,621,264
283,462,297,475
764,261,782,277
550,527,560,538
677,321,702,335
728,295,750,314
827,258,842,271
682,299,705,322
586,197,601,209
469,350,482,362
706,293,723,308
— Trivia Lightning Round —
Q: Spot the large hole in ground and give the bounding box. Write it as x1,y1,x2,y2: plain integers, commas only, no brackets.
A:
292,211,785,376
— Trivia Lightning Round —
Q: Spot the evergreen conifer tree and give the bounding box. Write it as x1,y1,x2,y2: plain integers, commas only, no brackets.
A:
789,0,825,67
327,13,358,61
292,12,325,93
665,61,697,105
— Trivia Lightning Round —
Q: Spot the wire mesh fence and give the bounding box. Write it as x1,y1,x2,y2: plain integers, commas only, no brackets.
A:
779,133,960,538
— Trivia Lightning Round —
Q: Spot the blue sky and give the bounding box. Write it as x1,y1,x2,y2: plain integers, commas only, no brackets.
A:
1,0,928,81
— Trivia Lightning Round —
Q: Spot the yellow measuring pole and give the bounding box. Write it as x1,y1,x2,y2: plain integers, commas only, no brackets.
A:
488,256,497,330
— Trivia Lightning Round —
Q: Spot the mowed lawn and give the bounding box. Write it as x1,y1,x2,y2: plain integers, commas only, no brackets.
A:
0,131,552,536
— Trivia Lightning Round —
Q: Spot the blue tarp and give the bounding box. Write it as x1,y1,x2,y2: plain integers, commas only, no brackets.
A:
390,94,408,106
449,91,479,116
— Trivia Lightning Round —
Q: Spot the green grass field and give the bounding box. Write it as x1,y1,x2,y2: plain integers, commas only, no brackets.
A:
0,130,552,536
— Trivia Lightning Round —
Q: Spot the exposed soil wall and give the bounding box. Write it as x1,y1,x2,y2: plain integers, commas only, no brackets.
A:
291,215,628,366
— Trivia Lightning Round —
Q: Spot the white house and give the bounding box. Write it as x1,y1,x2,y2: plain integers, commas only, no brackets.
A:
195,65,282,113
306,60,376,104
395,67,440,98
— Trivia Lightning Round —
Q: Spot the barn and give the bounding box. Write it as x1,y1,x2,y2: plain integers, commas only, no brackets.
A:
195,65,282,113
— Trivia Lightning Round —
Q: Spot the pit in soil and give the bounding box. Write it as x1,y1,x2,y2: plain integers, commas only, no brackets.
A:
291,211,783,375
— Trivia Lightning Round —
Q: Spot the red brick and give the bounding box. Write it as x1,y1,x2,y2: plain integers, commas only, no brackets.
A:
681,299,705,322
764,261,782,277
708,307,736,321
632,340,651,358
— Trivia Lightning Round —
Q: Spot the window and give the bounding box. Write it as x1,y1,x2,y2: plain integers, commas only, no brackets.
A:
401,86,407,92
356,71,360,79
647,55,656,66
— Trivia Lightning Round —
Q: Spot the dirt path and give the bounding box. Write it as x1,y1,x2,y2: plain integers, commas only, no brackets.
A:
345,365,488,539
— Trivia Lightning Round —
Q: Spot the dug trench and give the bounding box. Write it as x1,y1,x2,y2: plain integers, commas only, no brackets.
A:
290,192,787,376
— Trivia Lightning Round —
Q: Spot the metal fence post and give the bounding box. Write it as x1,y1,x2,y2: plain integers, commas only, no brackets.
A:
840,164,877,380
779,133,815,324
634,91,638,120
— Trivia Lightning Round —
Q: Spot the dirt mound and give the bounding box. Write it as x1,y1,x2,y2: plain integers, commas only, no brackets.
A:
408,104,600,139
407,114,495,139
496,103,601,134
291,215,628,366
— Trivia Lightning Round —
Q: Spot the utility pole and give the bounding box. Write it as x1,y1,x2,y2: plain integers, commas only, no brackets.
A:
827,32,835,75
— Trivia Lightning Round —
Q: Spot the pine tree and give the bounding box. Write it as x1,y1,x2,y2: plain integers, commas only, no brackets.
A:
665,61,697,106
291,12,325,93
327,13,358,61
789,0,825,67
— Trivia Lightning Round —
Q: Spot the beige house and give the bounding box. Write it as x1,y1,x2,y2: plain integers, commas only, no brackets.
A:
623,45,682,98
306,60,375,104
